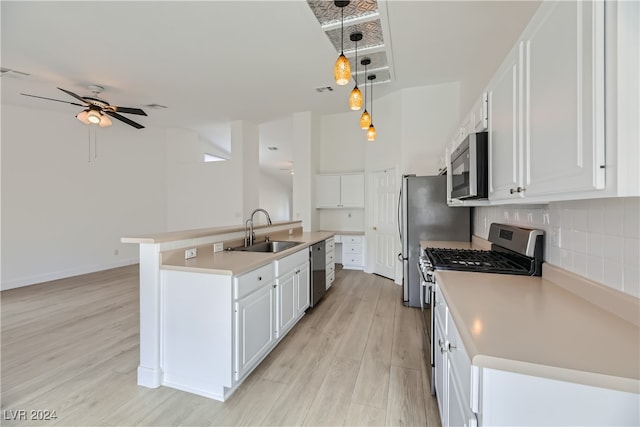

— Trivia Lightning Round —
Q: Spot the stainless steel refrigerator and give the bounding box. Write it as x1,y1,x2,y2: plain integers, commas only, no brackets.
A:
398,175,470,307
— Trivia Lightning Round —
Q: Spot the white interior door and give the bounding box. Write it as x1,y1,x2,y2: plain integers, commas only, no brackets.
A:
371,169,397,280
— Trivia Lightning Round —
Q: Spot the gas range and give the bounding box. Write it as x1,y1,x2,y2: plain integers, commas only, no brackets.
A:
421,223,544,277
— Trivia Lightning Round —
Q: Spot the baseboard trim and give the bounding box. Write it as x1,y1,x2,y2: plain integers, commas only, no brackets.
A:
1,258,139,291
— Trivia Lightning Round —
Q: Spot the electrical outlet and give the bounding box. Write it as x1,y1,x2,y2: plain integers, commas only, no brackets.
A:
551,227,561,248
289,229,293,235
185,248,197,259
213,242,223,253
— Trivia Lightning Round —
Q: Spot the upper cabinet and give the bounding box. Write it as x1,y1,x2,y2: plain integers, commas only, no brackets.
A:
488,0,607,202
316,173,365,209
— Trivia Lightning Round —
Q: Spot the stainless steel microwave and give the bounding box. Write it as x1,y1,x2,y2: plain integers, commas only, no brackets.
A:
448,132,488,200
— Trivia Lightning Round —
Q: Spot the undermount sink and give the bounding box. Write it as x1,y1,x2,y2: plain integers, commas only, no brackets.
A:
235,241,304,253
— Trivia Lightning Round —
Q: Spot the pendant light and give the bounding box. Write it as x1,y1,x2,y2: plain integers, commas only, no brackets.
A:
367,74,377,141
360,58,371,129
348,32,363,110
333,1,351,86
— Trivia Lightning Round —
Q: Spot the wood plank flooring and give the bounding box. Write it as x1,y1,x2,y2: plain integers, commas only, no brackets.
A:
1,265,440,426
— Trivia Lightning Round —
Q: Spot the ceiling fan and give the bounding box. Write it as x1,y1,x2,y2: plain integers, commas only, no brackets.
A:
21,85,147,129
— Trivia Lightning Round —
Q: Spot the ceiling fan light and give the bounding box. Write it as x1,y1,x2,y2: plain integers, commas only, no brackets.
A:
87,109,101,124
98,114,112,127
76,110,91,124
349,86,362,110
360,109,371,129
334,54,351,85
367,123,377,141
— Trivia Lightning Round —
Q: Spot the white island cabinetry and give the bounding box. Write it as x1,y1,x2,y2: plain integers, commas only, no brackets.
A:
160,246,311,402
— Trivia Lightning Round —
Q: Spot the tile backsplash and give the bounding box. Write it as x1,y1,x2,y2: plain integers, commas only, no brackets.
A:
473,197,640,298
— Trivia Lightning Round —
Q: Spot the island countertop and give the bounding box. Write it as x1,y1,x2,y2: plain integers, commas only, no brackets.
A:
160,231,335,276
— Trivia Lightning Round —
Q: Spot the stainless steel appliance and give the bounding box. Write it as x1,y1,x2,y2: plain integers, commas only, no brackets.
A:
448,131,489,200
398,175,470,308
419,223,545,394
309,241,326,307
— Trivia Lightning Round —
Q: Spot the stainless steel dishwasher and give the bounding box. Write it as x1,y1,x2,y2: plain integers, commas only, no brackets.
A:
309,241,326,307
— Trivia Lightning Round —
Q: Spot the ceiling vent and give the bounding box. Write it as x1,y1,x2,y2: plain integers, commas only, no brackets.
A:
144,103,168,110
316,86,334,93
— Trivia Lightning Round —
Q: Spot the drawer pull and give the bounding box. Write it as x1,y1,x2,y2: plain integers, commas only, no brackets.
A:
448,343,457,352
258,276,262,281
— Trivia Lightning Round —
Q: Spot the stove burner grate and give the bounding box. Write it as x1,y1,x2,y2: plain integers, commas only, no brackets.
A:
425,248,533,275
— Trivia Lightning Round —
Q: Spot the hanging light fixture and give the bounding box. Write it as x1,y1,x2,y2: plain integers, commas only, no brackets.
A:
348,32,363,110
333,1,351,86
76,107,112,127
367,74,377,141
360,58,371,129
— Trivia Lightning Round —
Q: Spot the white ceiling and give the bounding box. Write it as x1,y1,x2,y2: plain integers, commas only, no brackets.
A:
1,0,540,184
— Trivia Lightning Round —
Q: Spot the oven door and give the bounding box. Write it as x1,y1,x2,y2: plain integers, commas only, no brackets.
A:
417,264,436,395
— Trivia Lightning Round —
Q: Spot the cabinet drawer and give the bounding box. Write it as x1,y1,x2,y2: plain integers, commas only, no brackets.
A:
234,263,274,300
326,262,336,275
342,243,362,255
343,253,363,266
326,270,335,287
274,248,309,277
326,250,335,265
342,235,362,244
325,238,335,252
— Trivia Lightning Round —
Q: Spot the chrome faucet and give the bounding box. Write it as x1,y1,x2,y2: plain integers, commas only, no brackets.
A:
245,208,272,247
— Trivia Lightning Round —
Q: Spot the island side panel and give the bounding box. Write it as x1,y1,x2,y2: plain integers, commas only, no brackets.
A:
161,270,233,400
137,243,162,387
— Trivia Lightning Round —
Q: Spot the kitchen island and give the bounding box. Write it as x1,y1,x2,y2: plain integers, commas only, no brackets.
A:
422,239,640,425
123,221,334,401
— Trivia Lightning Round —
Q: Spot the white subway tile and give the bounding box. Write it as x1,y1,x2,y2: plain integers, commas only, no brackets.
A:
603,260,623,291
623,267,640,298
587,199,604,234
586,233,604,257
623,237,640,264
574,205,588,232
546,245,561,267
603,235,623,260
604,198,624,237
573,252,587,277
561,228,573,251
573,230,587,254
623,197,640,238
561,249,573,270
587,255,604,284
561,208,573,230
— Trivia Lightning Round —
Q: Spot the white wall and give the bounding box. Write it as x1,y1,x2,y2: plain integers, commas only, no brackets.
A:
1,105,166,289
473,197,640,297
259,171,292,222
165,127,243,231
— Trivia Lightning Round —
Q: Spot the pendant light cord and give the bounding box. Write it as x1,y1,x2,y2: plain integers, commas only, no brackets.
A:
341,8,344,54
354,38,358,86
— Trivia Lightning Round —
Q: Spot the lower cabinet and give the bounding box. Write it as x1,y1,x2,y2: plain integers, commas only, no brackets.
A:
235,282,276,381
160,246,311,402
434,283,639,427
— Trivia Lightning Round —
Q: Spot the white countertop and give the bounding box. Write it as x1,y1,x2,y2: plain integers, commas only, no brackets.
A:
426,239,640,394
160,231,335,276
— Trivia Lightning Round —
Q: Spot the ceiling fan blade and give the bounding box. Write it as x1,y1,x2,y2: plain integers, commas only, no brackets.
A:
104,110,145,129
20,93,84,107
112,106,147,116
58,87,89,104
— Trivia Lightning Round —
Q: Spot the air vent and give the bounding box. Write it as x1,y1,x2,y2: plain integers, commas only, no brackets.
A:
144,103,168,110
315,86,334,93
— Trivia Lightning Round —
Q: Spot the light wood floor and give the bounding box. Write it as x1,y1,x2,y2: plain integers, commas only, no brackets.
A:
1,265,440,427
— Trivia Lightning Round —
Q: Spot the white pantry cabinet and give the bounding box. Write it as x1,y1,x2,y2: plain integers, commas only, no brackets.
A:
316,173,365,208
488,0,606,202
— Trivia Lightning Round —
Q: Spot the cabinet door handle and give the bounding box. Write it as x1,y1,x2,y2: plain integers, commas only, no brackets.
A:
448,343,457,352
516,186,525,193
509,188,516,194
258,276,262,281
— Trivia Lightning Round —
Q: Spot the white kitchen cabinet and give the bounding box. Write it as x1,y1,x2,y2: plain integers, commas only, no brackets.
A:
325,237,335,289
274,248,310,337
341,235,365,270
235,281,276,381
488,0,606,202
316,173,365,208
472,93,488,132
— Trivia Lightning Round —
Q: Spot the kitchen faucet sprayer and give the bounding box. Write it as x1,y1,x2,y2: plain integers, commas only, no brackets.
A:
245,208,272,247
